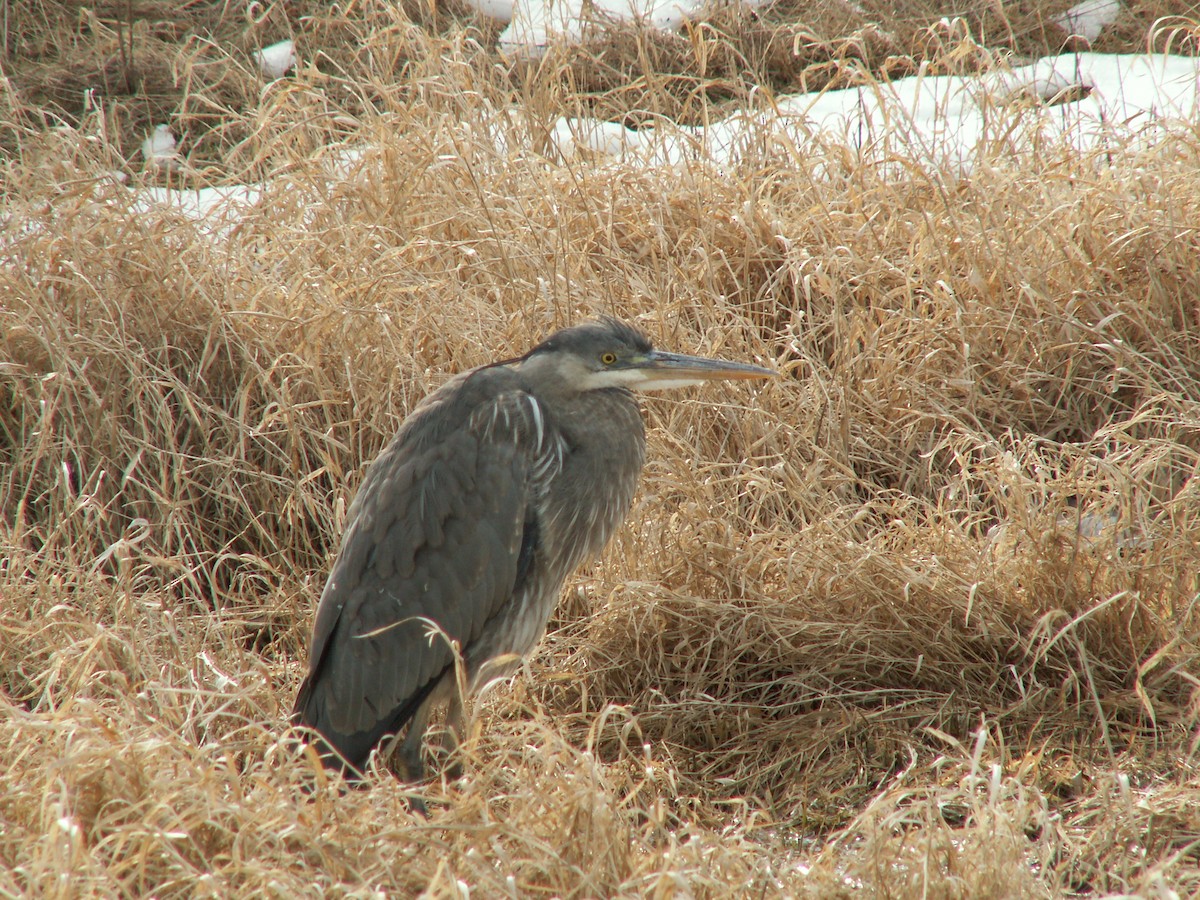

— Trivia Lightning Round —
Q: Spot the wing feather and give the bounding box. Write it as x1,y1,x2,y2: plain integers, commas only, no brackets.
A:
292,369,560,770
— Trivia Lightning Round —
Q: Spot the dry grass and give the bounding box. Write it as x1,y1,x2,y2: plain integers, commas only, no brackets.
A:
3,0,1200,896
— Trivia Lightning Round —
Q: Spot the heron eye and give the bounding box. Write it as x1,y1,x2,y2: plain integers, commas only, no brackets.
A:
600,352,617,365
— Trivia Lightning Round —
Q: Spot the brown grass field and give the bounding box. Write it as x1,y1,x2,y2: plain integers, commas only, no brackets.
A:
3,0,1200,896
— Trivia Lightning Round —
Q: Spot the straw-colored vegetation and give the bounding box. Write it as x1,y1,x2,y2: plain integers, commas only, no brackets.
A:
3,0,1200,896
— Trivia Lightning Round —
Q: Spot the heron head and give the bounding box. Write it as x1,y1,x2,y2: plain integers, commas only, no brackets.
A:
516,317,776,393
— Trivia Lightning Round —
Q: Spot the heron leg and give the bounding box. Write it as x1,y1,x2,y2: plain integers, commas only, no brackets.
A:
387,686,441,817
441,685,465,780
395,689,437,783
394,667,462,780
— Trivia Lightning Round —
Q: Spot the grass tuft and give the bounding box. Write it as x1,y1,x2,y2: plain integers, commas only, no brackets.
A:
2,0,1200,895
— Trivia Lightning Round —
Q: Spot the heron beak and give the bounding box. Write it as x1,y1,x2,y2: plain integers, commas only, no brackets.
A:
628,350,777,391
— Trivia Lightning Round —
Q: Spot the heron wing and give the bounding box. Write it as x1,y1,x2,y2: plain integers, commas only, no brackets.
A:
292,370,560,769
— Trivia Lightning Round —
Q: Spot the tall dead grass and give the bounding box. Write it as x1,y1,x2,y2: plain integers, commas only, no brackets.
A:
2,2,1200,897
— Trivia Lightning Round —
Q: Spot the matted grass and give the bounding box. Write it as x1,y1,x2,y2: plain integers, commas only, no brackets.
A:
3,0,1200,896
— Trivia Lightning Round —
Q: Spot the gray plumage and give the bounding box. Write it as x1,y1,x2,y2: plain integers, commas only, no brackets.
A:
292,318,773,781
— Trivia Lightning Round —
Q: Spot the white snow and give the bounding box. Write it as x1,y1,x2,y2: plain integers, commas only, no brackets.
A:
133,184,263,231
1054,0,1122,43
552,53,1200,172
487,0,769,60
469,0,517,22
141,124,180,172
254,39,296,80
95,52,1199,234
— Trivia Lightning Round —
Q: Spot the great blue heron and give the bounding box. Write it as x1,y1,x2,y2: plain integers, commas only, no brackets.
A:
292,317,773,784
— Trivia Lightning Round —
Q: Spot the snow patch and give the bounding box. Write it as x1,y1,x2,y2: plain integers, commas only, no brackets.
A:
254,39,296,80
1055,0,1121,43
141,124,180,173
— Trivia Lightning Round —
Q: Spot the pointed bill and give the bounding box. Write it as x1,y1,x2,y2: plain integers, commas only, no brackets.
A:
627,350,777,391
